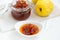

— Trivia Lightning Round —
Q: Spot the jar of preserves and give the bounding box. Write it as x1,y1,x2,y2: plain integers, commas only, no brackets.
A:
11,0,31,21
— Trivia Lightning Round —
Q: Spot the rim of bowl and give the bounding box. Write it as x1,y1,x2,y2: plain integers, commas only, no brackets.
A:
15,20,43,37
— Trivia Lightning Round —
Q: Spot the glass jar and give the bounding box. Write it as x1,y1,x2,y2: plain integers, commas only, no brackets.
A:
11,0,31,21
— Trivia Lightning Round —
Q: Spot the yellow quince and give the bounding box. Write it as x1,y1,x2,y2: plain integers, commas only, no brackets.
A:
35,0,54,17
32,0,38,4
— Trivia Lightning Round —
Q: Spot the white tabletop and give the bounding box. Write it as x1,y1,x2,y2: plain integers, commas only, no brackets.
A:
0,16,60,40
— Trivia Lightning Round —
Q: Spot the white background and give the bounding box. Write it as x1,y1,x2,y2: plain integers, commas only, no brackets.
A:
0,0,60,40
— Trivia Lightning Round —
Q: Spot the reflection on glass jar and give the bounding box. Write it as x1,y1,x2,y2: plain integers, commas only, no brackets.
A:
11,0,31,21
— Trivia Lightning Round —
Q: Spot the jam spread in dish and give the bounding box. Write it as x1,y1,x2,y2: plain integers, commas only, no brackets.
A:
11,0,31,21
20,24,39,35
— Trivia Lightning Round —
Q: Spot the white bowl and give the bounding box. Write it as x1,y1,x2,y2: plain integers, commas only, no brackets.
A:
15,20,43,37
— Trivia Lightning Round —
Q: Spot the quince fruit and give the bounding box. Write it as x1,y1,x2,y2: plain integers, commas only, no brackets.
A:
32,0,38,4
35,0,54,17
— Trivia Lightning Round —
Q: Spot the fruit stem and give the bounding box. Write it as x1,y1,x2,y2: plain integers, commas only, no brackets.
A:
40,8,42,12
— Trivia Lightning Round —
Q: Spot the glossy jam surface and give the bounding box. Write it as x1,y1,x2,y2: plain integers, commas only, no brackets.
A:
11,0,31,21
20,24,39,35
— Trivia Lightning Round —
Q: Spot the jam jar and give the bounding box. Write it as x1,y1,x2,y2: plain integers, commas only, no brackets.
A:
11,0,31,21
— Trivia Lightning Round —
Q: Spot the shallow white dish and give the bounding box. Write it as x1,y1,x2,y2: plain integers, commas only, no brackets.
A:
15,21,43,37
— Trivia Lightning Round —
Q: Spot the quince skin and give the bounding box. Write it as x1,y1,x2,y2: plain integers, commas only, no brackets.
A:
35,0,54,17
32,0,38,4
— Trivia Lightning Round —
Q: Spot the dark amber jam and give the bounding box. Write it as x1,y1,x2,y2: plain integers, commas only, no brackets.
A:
11,0,31,21
20,24,39,35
